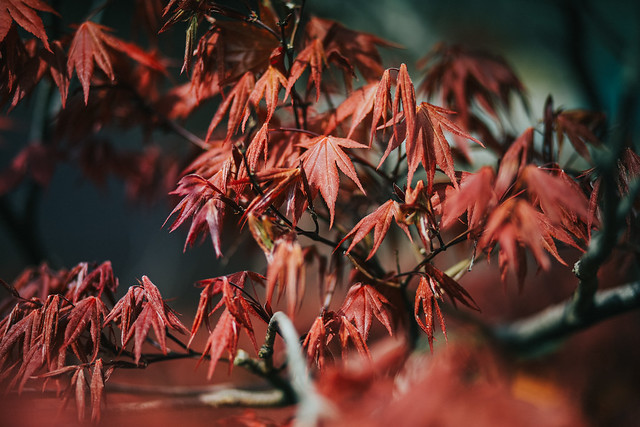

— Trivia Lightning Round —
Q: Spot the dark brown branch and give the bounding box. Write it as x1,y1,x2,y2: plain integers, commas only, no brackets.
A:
494,280,640,354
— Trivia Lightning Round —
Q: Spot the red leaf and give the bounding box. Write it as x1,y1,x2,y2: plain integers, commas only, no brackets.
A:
414,276,446,352
265,233,305,318
201,308,238,378
90,359,105,422
418,43,528,127
338,315,370,359
441,166,497,231
67,21,166,104
248,65,287,126
285,38,326,102
0,0,56,51
303,315,329,369
341,283,394,339
494,127,533,198
67,22,117,104
300,135,367,226
63,296,108,361
205,71,255,142
380,102,482,190
339,199,411,260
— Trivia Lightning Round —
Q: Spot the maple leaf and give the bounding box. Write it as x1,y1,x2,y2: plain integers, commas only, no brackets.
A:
0,0,56,51
166,174,230,257
441,166,498,232
104,276,188,363
300,135,368,226
305,17,396,85
380,101,482,190
239,167,306,225
414,276,446,351
188,272,267,354
333,82,378,139
303,315,330,369
266,232,305,318
90,359,105,422
476,198,582,286
418,43,528,128
339,199,411,260
338,314,370,359
369,68,392,145
285,38,326,102
205,71,255,142
201,308,238,378
67,21,166,104
340,283,394,340
521,165,590,227
494,127,534,199
554,109,605,161
248,65,287,126
63,296,108,362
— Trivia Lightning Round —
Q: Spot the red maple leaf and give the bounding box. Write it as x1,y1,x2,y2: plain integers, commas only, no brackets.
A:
339,199,411,260
205,71,255,142
249,65,287,126
340,283,394,339
266,232,305,318
414,265,478,351
299,135,367,226
555,109,605,161
201,308,238,378
285,38,326,103
67,21,166,104
63,296,108,362
0,0,57,51
418,43,528,128
104,276,188,364
441,166,498,232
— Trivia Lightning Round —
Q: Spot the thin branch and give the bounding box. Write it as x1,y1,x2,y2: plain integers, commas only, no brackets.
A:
268,312,331,426
494,280,640,354
110,387,286,411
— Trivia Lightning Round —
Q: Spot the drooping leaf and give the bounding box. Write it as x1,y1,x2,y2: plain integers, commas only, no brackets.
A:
339,199,411,260
201,308,238,378
248,65,287,126
205,71,255,142
300,135,367,226
441,166,497,232
63,296,108,362
414,276,446,352
265,233,305,318
555,110,605,161
0,0,56,51
418,43,528,128
380,102,483,190
340,283,394,339
285,38,326,102
67,21,165,104
90,359,105,422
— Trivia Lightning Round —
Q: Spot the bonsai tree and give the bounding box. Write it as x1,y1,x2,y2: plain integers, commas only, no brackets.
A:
0,0,638,425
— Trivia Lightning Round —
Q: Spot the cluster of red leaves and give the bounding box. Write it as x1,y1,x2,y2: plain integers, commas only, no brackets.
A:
442,127,592,286
0,262,187,421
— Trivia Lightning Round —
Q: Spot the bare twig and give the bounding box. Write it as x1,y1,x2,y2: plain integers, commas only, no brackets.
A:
110,387,286,411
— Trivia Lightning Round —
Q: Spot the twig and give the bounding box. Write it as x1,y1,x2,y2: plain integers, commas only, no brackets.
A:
268,312,330,427
109,387,286,411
